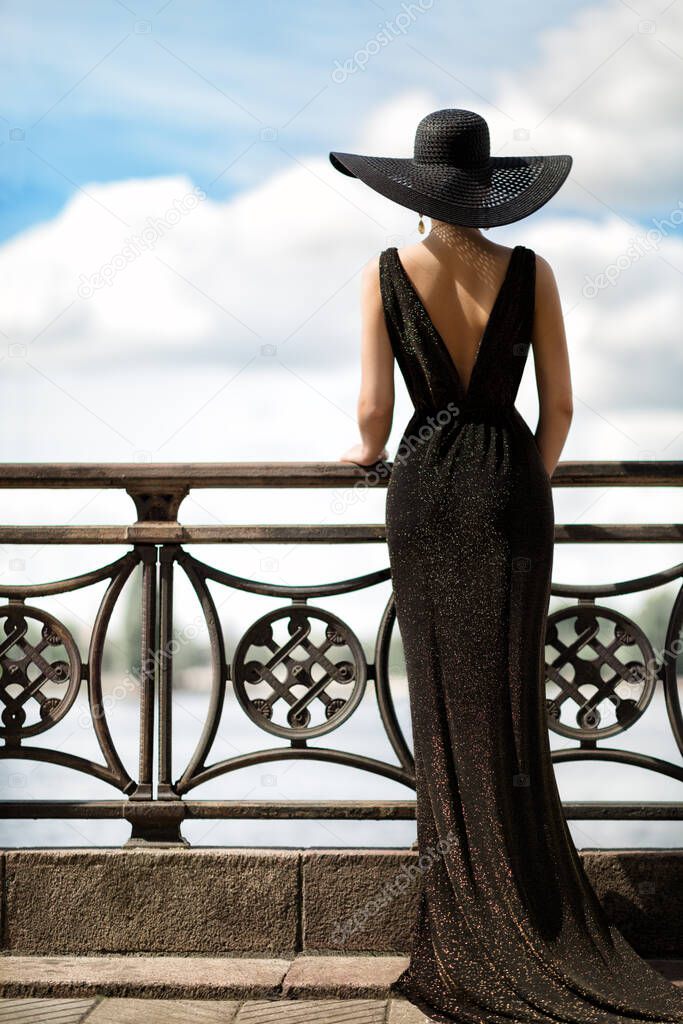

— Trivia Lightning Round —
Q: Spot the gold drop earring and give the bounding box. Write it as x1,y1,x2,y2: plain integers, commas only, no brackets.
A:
418,212,425,235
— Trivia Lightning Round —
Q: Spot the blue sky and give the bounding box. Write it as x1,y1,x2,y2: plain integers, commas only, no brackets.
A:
1,0,595,242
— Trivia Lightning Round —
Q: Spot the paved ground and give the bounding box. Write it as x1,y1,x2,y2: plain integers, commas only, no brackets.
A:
0,956,680,1023
0,996,425,1022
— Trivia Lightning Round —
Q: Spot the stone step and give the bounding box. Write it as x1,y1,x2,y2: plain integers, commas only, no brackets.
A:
0,955,410,1001
0,954,680,1004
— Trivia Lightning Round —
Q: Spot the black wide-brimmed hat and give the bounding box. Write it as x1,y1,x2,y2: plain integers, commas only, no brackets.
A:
330,108,572,228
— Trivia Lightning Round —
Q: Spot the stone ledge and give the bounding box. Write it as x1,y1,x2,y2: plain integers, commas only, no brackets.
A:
2,848,300,956
282,955,408,999
0,955,680,1002
580,850,683,957
2,847,682,957
0,955,291,999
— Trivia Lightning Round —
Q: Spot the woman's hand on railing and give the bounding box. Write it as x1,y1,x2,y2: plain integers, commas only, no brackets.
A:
339,444,389,467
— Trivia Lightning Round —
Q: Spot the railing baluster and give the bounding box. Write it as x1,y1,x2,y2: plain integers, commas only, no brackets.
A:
136,545,157,801
158,545,175,800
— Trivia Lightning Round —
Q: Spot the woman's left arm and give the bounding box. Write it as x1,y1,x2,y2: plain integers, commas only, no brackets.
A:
340,256,395,466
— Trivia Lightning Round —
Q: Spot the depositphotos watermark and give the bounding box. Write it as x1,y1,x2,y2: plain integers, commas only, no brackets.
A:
582,202,683,298
77,186,207,299
330,827,458,946
331,400,460,514
331,0,434,82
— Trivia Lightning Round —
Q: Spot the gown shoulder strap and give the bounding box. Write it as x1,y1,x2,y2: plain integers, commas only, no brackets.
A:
378,247,462,412
378,248,405,339
519,245,536,326
488,244,536,407
378,247,411,361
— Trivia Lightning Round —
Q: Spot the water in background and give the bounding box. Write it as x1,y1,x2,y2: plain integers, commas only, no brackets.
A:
1,677,681,850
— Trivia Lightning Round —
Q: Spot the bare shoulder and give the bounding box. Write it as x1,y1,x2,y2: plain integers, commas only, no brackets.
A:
361,254,382,299
360,255,388,321
361,253,381,280
395,241,423,260
394,241,436,271
492,241,518,259
534,251,560,292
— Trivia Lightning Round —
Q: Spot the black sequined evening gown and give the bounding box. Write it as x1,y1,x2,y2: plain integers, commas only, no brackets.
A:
380,244,683,1024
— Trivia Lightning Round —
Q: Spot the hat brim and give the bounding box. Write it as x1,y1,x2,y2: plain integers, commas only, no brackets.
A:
329,151,572,228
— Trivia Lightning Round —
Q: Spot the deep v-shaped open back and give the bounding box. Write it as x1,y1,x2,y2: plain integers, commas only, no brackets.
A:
389,244,522,402
380,242,534,417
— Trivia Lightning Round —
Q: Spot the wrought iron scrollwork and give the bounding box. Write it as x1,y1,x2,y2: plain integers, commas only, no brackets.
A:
1,506,682,843
545,604,657,740
232,604,367,739
172,550,415,795
0,604,82,741
0,550,148,794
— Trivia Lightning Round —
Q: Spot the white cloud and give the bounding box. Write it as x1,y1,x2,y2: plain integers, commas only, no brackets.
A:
490,0,683,212
0,164,402,371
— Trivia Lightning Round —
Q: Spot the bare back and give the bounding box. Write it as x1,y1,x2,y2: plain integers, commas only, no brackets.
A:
394,238,519,395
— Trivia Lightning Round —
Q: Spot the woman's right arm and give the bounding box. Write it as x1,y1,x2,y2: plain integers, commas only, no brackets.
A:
340,256,395,466
532,254,573,478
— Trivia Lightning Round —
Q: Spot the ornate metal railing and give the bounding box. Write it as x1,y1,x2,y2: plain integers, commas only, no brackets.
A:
0,462,682,845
